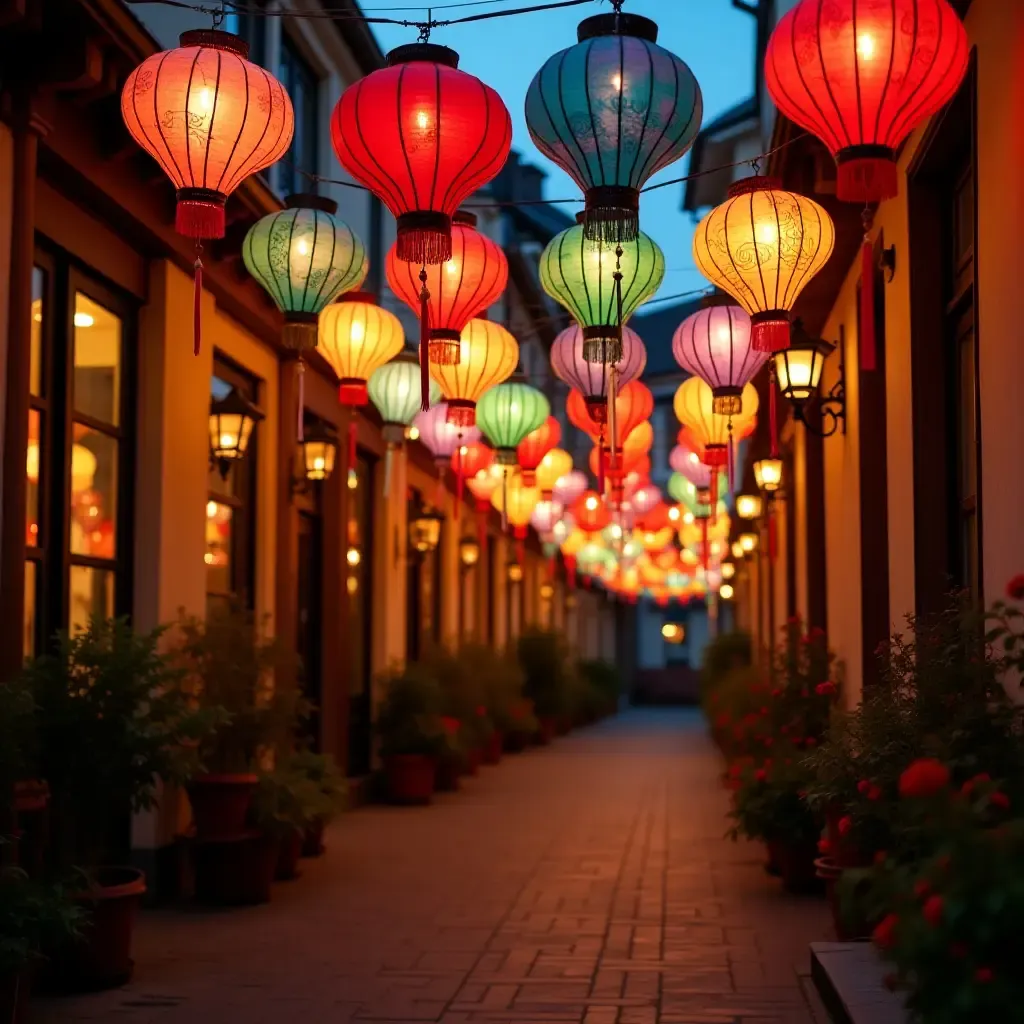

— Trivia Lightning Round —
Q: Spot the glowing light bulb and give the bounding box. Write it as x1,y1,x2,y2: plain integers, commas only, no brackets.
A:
756,221,777,245
350,320,365,343
668,506,680,523
856,33,876,60
296,239,309,257
220,432,237,448
197,87,213,111
312,457,325,473
610,73,622,91
683,511,694,525
346,547,361,566
407,425,420,441
204,552,214,565
720,583,734,600
206,500,218,519
416,111,429,130
347,469,359,490
73,312,94,328
689,452,699,464
585,496,598,511
445,261,459,276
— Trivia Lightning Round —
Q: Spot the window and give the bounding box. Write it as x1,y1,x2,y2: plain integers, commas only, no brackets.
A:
222,8,265,68
206,358,260,610
27,248,134,654
277,35,319,197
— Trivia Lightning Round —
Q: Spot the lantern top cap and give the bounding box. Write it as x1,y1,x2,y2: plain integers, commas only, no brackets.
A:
727,174,783,198
285,193,339,215
386,42,460,69
179,29,249,59
699,291,737,309
211,387,264,421
300,418,339,444
453,210,478,228
577,12,658,44
338,290,377,305
788,317,835,354
574,211,586,226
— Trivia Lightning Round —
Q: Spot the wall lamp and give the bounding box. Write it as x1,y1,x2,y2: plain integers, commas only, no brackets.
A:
773,319,846,438
291,420,339,494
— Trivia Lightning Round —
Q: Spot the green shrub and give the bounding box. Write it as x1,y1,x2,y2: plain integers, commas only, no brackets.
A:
700,631,752,705
459,644,526,735
0,865,81,977
578,659,622,702
516,628,572,718
375,664,452,759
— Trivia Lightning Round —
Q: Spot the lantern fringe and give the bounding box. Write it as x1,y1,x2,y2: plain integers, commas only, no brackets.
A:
429,339,461,365
751,317,790,354
339,380,369,406
583,336,622,365
177,197,225,240
397,225,452,267
521,470,536,487
193,251,203,357
446,401,476,427
583,205,639,247
837,155,898,205
418,268,431,411
860,214,877,372
296,358,305,443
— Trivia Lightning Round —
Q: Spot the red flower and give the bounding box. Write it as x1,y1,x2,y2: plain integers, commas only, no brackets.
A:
874,850,888,866
804,737,817,748
899,759,951,799
974,773,992,784
818,838,831,854
975,967,995,984
857,780,871,795
872,913,899,950
922,895,945,927
815,681,836,696
868,784,882,801
728,764,742,779
441,716,461,737
754,768,767,782
949,942,969,960
989,791,1011,810
1006,574,1024,600
913,880,930,899
838,816,852,837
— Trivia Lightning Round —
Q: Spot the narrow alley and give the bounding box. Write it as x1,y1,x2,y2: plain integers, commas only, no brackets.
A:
38,711,829,1024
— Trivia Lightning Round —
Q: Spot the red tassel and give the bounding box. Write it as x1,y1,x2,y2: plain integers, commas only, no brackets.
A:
193,255,203,357
711,471,718,523
702,518,709,571
348,415,357,472
418,268,431,411
860,234,876,372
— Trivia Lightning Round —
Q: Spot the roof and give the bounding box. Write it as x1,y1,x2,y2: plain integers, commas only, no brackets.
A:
681,95,760,214
504,201,575,245
630,298,702,378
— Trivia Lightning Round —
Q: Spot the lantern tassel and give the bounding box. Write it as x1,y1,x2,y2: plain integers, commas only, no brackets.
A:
607,366,619,478
348,413,357,474
711,470,718,525
727,423,735,493
418,267,431,411
860,211,877,372
193,248,203,357
769,364,779,457
598,443,606,496
296,357,305,443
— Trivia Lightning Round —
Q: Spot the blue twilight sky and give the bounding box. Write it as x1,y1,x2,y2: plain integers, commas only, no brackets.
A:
370,0,757,304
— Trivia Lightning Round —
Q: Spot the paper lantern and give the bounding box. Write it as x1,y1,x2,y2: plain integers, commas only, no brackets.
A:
588,440,647,484
765,0,968,203
628,483,661,517
243,195,366,352
319,293,405,407
525,11,702,244
121,30,293,240
368,353,441,443
492,473,541,538
541,217,664,363
425,318,518,427
693,177,834,353
535,448,574,499
413,402,481,466
672,300,765,415
467,464,503,508
566,381,653,449
572,490,611,535
331,44,511,265
674,377,758,468
531,499,565,536
553,470,588,509
387,212,508,366
477,381,550,464
517,416,561,487
550,322,646,423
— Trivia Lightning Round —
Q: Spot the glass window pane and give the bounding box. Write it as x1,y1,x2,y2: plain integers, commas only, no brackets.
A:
73,292,122,426
205,500,234,595
69,565,114,635
24,561,37,659
27,409,41,548
31,267,44,396
69,426,117,558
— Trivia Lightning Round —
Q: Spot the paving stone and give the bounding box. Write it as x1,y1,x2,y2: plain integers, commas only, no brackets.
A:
33,710,829,1024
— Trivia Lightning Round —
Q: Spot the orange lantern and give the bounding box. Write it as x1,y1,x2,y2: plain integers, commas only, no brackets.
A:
428,318,518,427
452,441,495,523
567,382,653,448
674,377,758,477
572,490,611,535
517,416,561,487
466,462,503,548
535,447,573,499
636,526,674,552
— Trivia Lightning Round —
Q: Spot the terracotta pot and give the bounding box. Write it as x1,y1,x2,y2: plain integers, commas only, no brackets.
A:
194,830,279,906
482,732,503,765
767,839,821,894
45,866,146,992
536,717,557,745
435,755,461,792
0,969,30,1023
301,818,326,858
463,748,482,777
385,755,435,805
275,829,303,881
187,773,258,840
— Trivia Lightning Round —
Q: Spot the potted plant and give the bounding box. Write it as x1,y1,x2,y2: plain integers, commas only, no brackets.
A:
283,750,347,857
516,628,571,743
420,646,489,784
0,864,81,1020
0,676,44,877
376,664,451,804
249,769,309,885
25,617,212,990
577,659,622,721
467,644,526,762
503,699,539,753
175,603,304,840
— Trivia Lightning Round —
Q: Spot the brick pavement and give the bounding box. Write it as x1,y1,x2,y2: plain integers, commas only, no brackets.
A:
36,708,830,1024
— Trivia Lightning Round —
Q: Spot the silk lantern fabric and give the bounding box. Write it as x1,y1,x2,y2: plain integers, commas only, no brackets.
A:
551,322,646,423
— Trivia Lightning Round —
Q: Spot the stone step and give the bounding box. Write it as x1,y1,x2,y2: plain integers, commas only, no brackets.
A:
810,941,907,1024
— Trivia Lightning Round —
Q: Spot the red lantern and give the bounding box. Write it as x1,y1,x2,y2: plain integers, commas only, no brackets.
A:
566,382,654,448
765,0,968,204
451,441,495,522
332,43,512,266
572,490,611,535
635,503,670,534
517,416,560,488
387,212,508,368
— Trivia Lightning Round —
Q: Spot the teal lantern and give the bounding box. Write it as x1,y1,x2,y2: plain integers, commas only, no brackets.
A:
368,352,441,444
667,472,697,511
525,12,702,244
540,215,664,363
243,194,367,353
477,379,550,465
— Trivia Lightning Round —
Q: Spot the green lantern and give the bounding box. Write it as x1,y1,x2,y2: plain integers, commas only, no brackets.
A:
243,194,367,353
540,214,664,364
368,352,441,444
477,379,549,465
667,472,697,510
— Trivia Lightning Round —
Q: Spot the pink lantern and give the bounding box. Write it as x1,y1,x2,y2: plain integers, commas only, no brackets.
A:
551,323,646,423
531,499,565,535
553,470,587,508
629,483,661,517
413,402,481,467
670,441,711,488
672,302,766,416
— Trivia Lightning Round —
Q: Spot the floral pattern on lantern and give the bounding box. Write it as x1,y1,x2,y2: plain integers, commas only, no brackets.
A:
551,322,646,423
244,195,367,352
765,0,968,203
477,381,550,464
525,12,702,244
332,44,511,265
692,177,834,353
122,30,294,239
414,401,482,466
388,212,508,366
368,353,441,442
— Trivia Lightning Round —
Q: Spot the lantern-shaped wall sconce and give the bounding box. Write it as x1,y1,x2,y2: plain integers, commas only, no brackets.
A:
774,320,846,437
739,531,758,554
721,561,736,580
209,388,263,478
507,560,524,584
753,458,783,494
735,493,763,520
459,535,481,569
409,504,444,556
292,419,339,492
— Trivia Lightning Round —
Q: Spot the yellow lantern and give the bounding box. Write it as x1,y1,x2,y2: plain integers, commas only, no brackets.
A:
673,377,758,469
491,471,541,539
560,527,587,559
736,493,763,520
535,447,573,499
429,318,519,427
692,176,834,353
635,526,674,552
318,293,404,406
